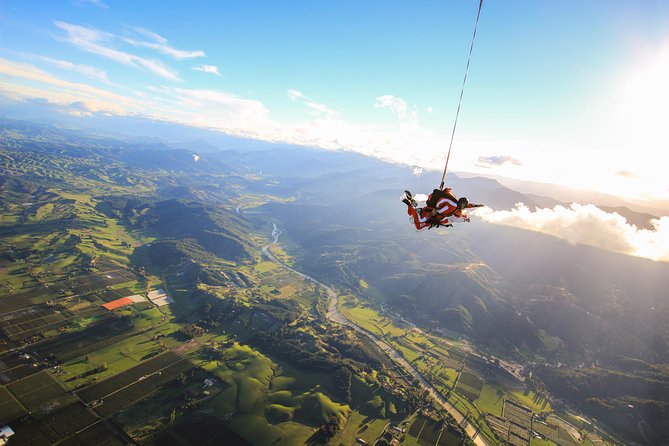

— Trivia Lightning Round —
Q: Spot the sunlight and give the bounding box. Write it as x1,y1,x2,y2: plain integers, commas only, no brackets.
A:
620,43,669,142
611,41,669,184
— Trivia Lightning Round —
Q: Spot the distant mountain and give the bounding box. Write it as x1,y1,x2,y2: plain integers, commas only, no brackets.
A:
257,158,669,441
598,205,658,230
442,175,543,210
3,116,668,442
473,172,669,216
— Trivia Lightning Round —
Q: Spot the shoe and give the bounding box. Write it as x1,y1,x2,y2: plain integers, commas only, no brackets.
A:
402,198,411,206
403,190,418,207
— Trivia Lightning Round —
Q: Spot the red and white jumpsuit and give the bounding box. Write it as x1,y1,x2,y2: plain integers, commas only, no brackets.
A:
406,188,475,230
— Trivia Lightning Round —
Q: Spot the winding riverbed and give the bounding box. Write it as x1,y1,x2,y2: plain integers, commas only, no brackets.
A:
261,226,490,446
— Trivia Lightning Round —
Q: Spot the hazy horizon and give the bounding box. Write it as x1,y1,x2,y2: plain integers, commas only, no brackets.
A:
2,0,668,201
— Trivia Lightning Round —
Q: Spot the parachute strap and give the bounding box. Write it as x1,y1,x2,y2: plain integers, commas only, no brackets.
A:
439,0,484,190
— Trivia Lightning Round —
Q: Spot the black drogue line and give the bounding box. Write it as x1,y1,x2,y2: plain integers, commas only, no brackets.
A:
440,0,484,190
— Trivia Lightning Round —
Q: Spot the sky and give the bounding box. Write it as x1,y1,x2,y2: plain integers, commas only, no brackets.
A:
1,0,669,202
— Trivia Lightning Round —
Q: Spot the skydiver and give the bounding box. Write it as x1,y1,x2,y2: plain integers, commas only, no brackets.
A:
402,188,483,230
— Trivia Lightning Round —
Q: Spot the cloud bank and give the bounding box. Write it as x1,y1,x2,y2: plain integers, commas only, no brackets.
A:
476,203,669,261
477,155,522,167
0,57,141,115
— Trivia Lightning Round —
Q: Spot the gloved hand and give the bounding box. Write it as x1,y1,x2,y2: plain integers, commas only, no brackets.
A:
473,203,484,207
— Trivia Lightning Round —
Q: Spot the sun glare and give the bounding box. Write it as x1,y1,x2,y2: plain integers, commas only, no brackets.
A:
625,48,668,129
580,41,669,201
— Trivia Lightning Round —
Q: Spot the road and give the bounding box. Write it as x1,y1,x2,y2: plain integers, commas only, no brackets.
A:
262,226,490,446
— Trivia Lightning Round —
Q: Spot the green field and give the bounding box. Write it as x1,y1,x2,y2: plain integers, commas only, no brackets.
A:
254,260,278,273
406,414,464,446
6,371,71,412
0,386,25,424
509,389,552,413
200,342,335,445
8,401,99,445
475,384,505,417
331,410,388,445
532,437,559,446
0,122,624,446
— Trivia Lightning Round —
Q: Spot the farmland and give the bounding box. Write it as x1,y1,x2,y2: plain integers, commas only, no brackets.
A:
0,122,428,445
337,297,621,446
0,120,627,446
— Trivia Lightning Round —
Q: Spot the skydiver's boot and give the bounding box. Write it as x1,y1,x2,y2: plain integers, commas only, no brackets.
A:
403,190,418,207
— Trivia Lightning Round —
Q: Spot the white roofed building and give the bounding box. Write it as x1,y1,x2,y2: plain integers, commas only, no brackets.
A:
147,288,173,307
0,426,15,445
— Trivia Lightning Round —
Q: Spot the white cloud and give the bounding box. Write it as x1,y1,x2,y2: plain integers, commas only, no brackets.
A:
616,170,637,178
477,155,522,167
74,0,108,9
54,21,180,80
476,203,669,262
374,94,420,135
375,95,409,119
38,56,109,83
0,57,141,115
147,86,274,137
287,89,305,101
127,27,167,44
122,27,204,59
192,64,221,76
287,89,338,117
0,58,518,185
123,37,205,60
303,100,338,117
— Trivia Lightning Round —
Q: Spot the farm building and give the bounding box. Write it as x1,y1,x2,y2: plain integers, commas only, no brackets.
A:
147,288,173,307
102,295,146,310
0,426,14,445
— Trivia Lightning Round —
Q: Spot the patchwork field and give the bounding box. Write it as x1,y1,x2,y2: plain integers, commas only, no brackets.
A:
0,385,24,424
6,370,70,412
154,416,252,446
334,298,614,446
407,414,463,446
0,122,625,446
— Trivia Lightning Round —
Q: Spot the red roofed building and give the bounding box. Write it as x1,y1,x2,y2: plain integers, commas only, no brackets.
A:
102,297,133,310
102,294,145,310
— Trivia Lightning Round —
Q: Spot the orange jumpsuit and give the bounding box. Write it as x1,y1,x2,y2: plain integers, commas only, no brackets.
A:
406,188,475,230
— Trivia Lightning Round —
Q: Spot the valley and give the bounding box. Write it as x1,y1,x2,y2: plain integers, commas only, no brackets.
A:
1,119,666,445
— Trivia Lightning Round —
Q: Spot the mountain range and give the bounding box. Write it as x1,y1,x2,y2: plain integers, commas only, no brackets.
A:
2,116,668,442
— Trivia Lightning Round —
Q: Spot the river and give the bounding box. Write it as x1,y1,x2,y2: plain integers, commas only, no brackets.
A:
262,225,490,446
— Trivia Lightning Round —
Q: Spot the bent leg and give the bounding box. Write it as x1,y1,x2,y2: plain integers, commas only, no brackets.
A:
407,205,429,230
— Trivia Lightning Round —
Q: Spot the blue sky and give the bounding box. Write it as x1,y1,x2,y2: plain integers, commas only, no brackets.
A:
2,0,669,201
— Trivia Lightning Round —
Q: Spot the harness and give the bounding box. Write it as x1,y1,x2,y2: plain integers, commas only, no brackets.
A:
424,188,461,228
